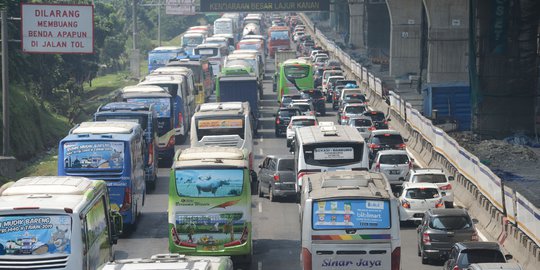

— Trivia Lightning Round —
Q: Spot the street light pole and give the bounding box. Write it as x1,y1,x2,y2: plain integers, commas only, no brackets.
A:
1,10,9,156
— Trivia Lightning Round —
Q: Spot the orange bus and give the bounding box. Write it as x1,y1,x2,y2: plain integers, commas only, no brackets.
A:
267,26,290,57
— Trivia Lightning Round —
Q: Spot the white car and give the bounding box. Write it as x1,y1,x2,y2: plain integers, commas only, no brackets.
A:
371,150,412,186
286,115,318,147
293,31,305,42
398,182,445,222
289,100,315,116
406,168,455,208
322,75,345,96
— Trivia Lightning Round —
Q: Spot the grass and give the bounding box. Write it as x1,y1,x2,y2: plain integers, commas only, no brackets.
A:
15,152,59,179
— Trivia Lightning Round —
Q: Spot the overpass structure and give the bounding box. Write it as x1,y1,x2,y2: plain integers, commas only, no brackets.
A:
316,0,539,138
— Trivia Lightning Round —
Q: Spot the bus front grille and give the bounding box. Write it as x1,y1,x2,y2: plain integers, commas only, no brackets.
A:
0,256,69,269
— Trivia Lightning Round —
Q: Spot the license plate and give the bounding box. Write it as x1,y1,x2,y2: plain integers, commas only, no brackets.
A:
202,245,219,251
389,170,400,175
413,213,424,218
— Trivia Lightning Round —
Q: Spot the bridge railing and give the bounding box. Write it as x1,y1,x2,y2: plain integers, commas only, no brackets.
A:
299,13,540,251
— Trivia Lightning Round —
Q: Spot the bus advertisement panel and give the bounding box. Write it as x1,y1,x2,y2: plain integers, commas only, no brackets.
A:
312,199,391,230
63,141,124,170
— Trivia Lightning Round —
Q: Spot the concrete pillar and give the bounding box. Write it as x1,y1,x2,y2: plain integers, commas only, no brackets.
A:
386,0,422,77
423,0,469,83
329,0,337,29
348,0,366,48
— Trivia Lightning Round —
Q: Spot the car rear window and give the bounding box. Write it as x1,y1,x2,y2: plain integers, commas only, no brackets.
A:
379,154,409,165
279,109,300,117
345,106,366,114
405,188,440,199
366,112,386,121
292,119,316,127
412,174,448,183
372,134,404,145
429,216,472,230
277,159,295,171
301,91,323,99
458,250,506,266
296,104,311,112
344,94,366,102
350,119,372,127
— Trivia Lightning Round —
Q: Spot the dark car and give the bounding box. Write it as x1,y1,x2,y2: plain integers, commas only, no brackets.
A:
363,110,389,129
313,67,325,88
274,107,302,137
443,242,512,270
257,156,296,201
280,94,303,107
417,209,479,264
367,129,407,159
301,89,326,116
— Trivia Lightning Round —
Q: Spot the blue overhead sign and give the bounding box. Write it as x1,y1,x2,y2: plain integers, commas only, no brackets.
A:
200,0,330,12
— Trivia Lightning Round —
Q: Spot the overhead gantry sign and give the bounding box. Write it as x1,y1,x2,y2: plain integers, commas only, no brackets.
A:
200,0,330,12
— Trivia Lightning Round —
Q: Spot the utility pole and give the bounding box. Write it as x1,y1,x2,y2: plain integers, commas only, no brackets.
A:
1,10,9,156
130,0,140,78
157,4,161,46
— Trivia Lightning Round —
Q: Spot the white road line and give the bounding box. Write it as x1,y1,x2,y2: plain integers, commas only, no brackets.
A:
258,201,262,213
261,135,264,142
259,148,263,155
258,261,262,270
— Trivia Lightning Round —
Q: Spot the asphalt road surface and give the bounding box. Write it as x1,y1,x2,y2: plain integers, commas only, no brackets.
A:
115,60,442,270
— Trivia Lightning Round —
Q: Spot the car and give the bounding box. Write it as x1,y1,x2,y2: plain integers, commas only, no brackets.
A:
313,55,329,68
257,156,297,201
468,263,523,270
313,67,325,87
289,100,315,116
293,31,305,42
367,129,407,159
286,115,318,147
321,70,344,96
417,209,479,264
398,182,445,222
443,242,512,270
274,107,302,137
332,85,346,109
363,110,389,129
279,94,303,107
347,116,375,139
324,75,346,101
338,103,368,124
301,89,326,116
371,150,412,187
406,168,455,208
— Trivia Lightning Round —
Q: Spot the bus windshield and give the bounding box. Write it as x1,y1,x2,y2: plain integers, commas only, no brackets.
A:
0,215,72,256
62,141,125,170
126,98,171,118
284,65,310,79
270,31,289,40
175,169,244,198
195,48,218,57
312,199,391,230
238,43,261,50
303,142,364,167
95,115,148,131
182,36,203,46
196,117,245,140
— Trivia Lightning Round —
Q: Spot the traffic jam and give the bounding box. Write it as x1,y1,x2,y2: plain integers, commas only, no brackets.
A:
0,12,521,270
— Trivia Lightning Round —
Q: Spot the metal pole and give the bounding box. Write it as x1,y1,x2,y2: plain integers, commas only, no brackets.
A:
157,3,161,46
132,0,137,50
1,10,9,156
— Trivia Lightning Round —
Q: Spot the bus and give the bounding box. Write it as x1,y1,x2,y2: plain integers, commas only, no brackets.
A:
190,102,255,170
58,121,145,228
119,85,176,166
182,32,206,55
148,46,184,73
267,26,290,57
214,18,236,41
94,102,159,190
292,125,370,196
299,171,401,270
194,43,228,77
167,55,215,101
277,58,314,102
168,147,252,265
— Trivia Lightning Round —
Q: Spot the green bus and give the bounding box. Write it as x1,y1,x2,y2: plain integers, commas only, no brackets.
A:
168,146,253,265
277,58,314,102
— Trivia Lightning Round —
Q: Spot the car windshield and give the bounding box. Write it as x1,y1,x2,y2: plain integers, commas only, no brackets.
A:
405,188,440,199
458,249,506,266
292,119,316,127
277,159,295,171
412,174,448,183
345,106,366,114
379,154,409,165
430,216,472,230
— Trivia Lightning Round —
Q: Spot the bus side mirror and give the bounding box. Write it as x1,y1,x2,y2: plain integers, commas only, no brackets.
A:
110,210,123,244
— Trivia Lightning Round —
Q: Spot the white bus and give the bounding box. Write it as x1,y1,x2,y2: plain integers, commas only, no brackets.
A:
299,171,401,270
190,102,255,170
292,125,370,195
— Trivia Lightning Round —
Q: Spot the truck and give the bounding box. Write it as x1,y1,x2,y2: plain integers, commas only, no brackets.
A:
273,50,298,92
215,66,259,133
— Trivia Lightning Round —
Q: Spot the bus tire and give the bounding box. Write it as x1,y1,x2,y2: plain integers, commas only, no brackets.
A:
146,180,156,192
175,134,186,145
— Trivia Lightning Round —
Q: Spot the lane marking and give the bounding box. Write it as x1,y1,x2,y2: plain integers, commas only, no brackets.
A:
259,148,263,155
261,135,264,142
258,261,262,270
258,201,262,213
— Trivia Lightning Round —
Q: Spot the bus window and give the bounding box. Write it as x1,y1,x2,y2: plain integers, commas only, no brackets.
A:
175,169,244,197
285,65,310,79
196,118,245,140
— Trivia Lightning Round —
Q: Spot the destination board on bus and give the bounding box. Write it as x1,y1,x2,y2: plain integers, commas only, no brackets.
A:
200,0,330,12
314,147,354,160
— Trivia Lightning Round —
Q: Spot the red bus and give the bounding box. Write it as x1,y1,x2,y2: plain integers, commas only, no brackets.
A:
267,26,290,57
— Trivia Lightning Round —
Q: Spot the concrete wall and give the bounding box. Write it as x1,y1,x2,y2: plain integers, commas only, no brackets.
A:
387,0,422,77
348,0,366,48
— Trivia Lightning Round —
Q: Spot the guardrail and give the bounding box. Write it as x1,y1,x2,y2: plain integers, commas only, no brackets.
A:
299,13,539,268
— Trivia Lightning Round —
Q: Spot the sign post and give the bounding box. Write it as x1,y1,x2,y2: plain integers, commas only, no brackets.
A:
21,4,94,54
166,0,196,15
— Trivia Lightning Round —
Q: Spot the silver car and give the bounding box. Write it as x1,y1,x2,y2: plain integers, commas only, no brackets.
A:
347,116,374,139
371,150,412,187
338,103,367,124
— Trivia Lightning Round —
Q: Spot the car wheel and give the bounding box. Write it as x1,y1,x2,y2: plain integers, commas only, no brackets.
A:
275,130,280,137
421,252,429,265
269,186,276,202
417,245,421,257
258,182,264,198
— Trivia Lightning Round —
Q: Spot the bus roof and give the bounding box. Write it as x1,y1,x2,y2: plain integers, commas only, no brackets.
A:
197,102,249,114
97,102,152,113
71,121,140,135
138,75,184,84
304,171,392,200
196,43,225,49
122,85,167,94
0,176,106,212
296,125,365,145
150,46,183,53
174,147,247,168
283,58,310,66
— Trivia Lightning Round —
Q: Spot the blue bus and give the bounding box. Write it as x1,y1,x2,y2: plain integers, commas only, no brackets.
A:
119,85,177,167
148,46,185,73
94,102,159,190
58,121,145,228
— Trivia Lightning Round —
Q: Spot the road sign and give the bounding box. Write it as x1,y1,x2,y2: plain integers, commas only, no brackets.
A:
200,0,330,12
166,0,196,15
21,4,94,54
